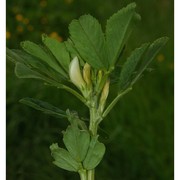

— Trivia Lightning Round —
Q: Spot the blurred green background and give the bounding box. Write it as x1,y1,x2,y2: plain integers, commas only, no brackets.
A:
6,0,174,179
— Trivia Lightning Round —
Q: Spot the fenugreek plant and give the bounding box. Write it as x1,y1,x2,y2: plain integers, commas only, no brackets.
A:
7,3,168,180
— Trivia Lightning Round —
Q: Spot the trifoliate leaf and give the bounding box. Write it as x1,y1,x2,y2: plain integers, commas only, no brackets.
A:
106,3,140,67
83,136,105,170
63,125,90,162
20,98,67,118
69,14,108,70
50,143,80,172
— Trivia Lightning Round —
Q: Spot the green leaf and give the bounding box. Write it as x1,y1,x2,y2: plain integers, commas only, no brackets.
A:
42,34,70,73
50,143,80,172
131,37,169,85
6,48,25,63
69,14,108,69
63,125,90,162
119,43,149,90
15,62,51,81
8,48,66,84
21,41,68,78
83,136,105,170
64,39,85,66
106,3,140,67
65,109,88,130
20,97,67,118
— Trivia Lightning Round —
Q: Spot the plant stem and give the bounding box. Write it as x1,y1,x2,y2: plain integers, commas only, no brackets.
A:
62,85,87,104
102,87,132,119
79,169,87,180
89,107,98,136
87,169,95,180
88,97,100,180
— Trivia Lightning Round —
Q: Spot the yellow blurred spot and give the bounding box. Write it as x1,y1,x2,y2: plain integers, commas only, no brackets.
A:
40,0,47,7
49,32,63,42
23,18,29,25
16,14,23,22
157,54,165,62
65,0,74,4
27,25,34,31
16,26,24,33
41,17,48,24
6,31,11,39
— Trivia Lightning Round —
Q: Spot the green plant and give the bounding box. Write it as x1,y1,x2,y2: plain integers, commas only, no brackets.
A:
7,2,168,180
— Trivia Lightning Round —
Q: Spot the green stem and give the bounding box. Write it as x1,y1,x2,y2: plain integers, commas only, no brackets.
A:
87,99,100,180
61,85,86,104
102,87,132,119
87,169,95,180
79,169,87,180
89,107,98,136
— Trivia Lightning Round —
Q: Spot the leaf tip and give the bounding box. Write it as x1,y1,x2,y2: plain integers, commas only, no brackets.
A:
20,41,25,48
161,36,169,43
128,2,137,8
50,143,59,151
19,97,29,104
42,33,48,42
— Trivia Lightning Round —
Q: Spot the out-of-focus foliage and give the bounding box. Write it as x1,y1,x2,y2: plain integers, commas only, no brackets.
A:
6,0,174,180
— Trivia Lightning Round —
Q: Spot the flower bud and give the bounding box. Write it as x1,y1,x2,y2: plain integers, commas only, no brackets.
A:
99,79,110,113
97,70,103,83
95,70,104,93
83,63,91,87
69,56,86,89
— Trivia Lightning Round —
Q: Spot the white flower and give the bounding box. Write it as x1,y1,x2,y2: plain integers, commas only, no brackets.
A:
69,57,86,89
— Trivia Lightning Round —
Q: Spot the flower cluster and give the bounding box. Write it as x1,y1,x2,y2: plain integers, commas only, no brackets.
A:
69,56,110,113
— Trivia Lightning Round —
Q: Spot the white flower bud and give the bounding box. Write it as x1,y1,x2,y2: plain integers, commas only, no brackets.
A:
69,57,86,89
